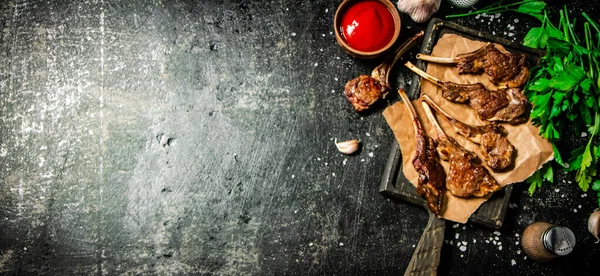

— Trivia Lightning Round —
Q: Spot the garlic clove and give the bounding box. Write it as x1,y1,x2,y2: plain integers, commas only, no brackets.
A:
335,139,360,154
588,209,600,243
396,0,441,23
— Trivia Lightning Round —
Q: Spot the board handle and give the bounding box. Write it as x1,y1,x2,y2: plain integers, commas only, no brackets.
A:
404,211,445,276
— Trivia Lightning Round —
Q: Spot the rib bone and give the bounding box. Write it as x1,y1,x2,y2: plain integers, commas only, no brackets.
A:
421,101,501,198
422,95,515,171
405,61,530,125
344,31,424,112
398,89,446,216
416,43,529,88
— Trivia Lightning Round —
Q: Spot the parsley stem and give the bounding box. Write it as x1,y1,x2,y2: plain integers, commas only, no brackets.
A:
445,0,537,19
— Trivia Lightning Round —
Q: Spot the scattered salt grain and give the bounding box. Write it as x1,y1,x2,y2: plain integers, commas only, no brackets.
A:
368,152,374,158
494,231,501,236
360,159,365,162
582,193,588,198
555,188,560,193
517,250,521,255
511,259,516,266
314,63,318,67
343,158,347,166
332,173,336,177
292,175,295,179
339,242,344,246
498,245,503,250
455,233,460,239
366,132,371,137
574,209,578,213
582,132,588,137
514,19,519,23
453,224,460,229
309,243,314,247
292,32,296,36
578,205,582,209
459,245,467,252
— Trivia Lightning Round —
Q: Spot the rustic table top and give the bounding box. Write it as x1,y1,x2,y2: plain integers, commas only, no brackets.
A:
0,0,598,275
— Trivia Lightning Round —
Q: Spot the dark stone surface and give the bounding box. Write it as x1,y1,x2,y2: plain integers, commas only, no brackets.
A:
0,0,598,275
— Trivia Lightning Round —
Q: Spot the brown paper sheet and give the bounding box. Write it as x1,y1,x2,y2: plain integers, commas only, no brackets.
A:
383,33,554,223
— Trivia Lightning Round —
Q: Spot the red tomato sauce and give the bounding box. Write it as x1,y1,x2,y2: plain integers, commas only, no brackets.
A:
340,1,396,52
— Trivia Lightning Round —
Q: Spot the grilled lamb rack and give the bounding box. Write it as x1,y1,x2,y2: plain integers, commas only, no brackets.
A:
405,61,531,125
398,89,446,216
420,101,501,198
422,95,515,171
416,43,529,88
344,31,424,112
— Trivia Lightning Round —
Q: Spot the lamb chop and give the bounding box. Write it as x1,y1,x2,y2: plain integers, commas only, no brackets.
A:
405,61,531,125
344,31,424,112
422,95,515,171
420,101,501,198
398,89,446,216
416,43,529,88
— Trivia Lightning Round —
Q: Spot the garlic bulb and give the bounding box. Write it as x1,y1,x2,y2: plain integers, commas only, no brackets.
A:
396,0,441,23
588,209,600,243
335,139,360,154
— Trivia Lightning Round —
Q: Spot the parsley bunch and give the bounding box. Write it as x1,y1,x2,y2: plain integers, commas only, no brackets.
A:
449,1,600,207
523,7,600,207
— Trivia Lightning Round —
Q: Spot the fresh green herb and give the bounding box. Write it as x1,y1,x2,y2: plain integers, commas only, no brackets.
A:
448,2,600,208
446,0,546,20
524,6,600,207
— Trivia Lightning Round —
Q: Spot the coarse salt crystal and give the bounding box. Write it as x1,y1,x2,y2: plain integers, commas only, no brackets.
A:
459,245,467,252
511,259,516,266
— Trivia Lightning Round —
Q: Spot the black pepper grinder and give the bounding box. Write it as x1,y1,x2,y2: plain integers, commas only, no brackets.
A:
521,222,576,262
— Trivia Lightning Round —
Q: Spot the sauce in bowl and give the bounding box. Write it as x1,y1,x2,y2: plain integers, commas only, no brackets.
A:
339,1,396,52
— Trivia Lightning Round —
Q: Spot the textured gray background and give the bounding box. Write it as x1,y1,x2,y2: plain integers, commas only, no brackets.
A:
1,0,598,275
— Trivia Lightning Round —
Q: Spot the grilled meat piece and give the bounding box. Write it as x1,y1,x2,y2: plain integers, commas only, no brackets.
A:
480,131,515,171
417,43,529,88
398,89,446,216
421,101,501,198
343,31,424,112
422,95,515,171
405,61,531,125
345,76,389,112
